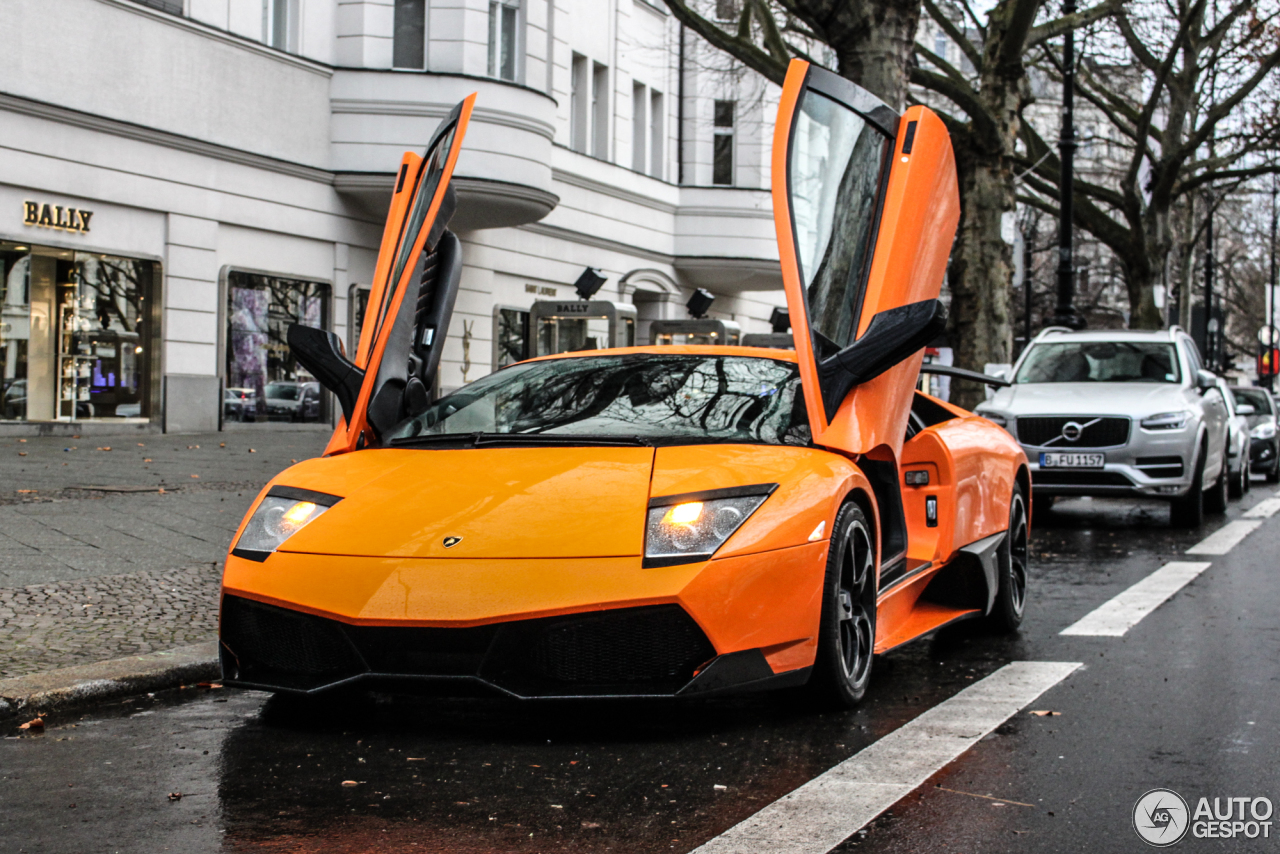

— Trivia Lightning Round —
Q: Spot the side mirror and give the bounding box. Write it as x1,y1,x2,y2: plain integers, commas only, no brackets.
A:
1237,403,1256,416
817,299,947,417
1195,369,1217,392
287,324,365,423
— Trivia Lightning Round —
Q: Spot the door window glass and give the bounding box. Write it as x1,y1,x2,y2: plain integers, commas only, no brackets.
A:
789,90,890,355
0,246,30,420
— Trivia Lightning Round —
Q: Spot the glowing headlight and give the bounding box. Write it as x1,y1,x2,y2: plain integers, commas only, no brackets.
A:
1251,421,1277,440
644,484,775,567
233,487,341,560
1141,411,1192,430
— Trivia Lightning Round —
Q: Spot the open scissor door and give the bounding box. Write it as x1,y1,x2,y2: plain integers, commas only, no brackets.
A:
301,95,474,455
772,60,959,457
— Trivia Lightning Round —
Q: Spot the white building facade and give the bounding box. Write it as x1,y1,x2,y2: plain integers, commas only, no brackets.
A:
0,0,785,434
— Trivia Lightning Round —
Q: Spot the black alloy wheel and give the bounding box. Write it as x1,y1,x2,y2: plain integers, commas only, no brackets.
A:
989,483,1029,632
1205,444,1230,514
1170,442,1205,527
808,501,877,709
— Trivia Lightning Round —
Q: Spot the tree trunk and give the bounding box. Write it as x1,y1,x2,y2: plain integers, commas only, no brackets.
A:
947,142,1015,410
1126,206,1168,330
830,1,922,108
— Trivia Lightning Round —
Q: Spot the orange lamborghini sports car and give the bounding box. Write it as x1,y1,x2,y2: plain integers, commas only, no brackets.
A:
219,61,1030,707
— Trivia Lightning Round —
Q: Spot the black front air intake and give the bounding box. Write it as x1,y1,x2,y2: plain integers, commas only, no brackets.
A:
220,596,365,691
219,596,716,698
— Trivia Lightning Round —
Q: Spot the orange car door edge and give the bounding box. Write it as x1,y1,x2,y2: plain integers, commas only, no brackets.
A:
771,60,827,440
330,93,476,455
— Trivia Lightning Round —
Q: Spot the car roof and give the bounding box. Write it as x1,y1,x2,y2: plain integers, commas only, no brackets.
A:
524,345,800,365
1033,329,1179,344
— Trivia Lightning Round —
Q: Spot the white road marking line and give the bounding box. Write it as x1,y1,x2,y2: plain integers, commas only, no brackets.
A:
1060,561,1211,637
1186,520,1262,555
689,661,1080,854
1244,497,1280,519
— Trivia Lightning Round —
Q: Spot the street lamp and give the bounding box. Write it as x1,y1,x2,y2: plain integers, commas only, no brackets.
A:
1051,0,1084,329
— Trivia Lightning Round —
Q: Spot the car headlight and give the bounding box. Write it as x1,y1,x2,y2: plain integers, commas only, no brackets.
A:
1251,421,1277,440
233,487,341,560
643,484,776,567
1140,411,1192,430
976,409,1008,427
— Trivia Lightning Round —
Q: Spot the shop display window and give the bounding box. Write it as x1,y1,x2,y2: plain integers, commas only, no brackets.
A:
224,271,329,424
0,242,156,422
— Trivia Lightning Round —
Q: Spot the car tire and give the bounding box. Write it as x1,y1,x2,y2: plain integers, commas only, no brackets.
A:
1029,493,1054,525
1170,445,1205,527
1242,455,1252,495
807,500,877,709
1229,459,1244,499
988,483,1029,633
1267,454,1280,484
1205,446,1229,514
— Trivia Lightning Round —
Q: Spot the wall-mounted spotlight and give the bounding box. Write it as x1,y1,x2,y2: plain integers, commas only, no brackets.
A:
686,288,715,319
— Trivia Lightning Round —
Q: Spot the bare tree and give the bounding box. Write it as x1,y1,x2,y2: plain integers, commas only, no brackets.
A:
911,0,1119,405
1017,0,1280,331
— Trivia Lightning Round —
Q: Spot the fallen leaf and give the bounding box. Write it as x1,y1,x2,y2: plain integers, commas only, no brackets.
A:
17,489,35,493
550,804,564,809
1030,710,1061,717
190,474,199,479
18,439,26,443
713,784,727,791
97,447,112,452
291,459,298,464
168,792,183,801
187,445,200,449
72,434,80,439
158,488,165,494
406,757,426,761
219,443,226,448
341,781,359,787
18,717,44,731
137,443,145,447
17,452,26,457
582,821,602,829
196,682,223,690
248,449,256,453
143,458,152,462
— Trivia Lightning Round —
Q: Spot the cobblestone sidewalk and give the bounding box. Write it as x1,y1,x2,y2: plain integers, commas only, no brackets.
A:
0,428,328,679
0,564,221,679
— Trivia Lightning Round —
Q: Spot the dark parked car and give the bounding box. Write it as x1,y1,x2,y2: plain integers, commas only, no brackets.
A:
1231,386,1280,483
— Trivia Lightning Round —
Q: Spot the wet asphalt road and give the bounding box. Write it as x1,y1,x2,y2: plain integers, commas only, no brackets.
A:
3,489,1279,854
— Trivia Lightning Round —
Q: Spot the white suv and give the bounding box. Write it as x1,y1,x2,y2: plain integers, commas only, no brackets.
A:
975,327,1231,526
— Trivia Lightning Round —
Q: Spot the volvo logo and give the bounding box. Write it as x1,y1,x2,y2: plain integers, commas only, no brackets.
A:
442,536,463,548
1061,421,1084,442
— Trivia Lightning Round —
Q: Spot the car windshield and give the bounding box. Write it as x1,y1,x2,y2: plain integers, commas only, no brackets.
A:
265,383,300,400
1231,387,1273,417
386,354,811,446
1015,342,1181,384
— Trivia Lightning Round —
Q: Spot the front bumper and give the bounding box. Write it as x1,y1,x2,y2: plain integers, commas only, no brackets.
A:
219,594,806,698
218,544,826,698
1021,426,1196,498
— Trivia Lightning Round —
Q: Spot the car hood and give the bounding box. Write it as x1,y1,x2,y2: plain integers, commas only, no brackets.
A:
983,382,1188,417
275,447,655,559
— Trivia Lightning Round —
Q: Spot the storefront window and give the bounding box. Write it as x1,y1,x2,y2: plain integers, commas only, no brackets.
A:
1,242,156,422
224,271,329,423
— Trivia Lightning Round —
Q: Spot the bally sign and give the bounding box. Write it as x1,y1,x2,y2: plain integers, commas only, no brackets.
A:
23,201,93,233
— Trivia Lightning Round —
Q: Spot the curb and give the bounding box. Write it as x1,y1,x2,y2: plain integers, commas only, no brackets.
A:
0,641,220,721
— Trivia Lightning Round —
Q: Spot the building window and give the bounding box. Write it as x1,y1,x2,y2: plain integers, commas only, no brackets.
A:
225,271,329,424
632,82,648,172
129,0,183,15
264,0,298,52
715,0,739,22
494,307,530,368
393,0,426,70
1,242,159,422
488,0,520,82
649,90,665,179
934,32,948,60
592,62,610,159
571,53,589,153
713,99,735,185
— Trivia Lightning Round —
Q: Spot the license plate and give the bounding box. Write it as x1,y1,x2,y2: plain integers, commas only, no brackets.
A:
1040,452,1105,469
